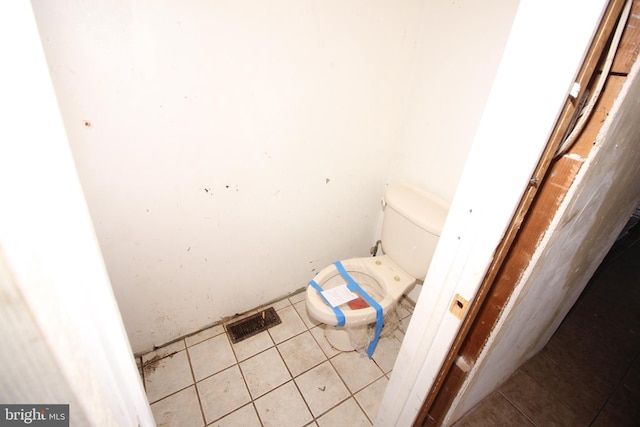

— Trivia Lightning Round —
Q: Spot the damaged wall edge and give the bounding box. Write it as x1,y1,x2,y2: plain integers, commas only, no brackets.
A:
443,30,640,425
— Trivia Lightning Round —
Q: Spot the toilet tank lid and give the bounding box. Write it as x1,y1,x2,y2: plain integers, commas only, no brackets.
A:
384,184,450,235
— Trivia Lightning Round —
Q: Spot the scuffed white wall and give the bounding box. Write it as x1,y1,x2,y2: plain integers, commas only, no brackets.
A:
32,0,521,353
32,0,426,353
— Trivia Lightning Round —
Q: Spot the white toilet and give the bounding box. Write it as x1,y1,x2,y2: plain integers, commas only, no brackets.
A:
305,183,449,356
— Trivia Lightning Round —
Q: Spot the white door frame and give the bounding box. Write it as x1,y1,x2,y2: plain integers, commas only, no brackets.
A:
1,2,155,425
376,0,608,425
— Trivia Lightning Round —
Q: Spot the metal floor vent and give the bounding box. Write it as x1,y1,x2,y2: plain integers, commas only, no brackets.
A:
227,307,281,344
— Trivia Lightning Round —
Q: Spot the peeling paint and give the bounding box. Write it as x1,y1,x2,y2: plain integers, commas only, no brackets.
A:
564,153,586,162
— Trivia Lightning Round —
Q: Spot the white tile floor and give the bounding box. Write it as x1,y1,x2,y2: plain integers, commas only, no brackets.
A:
137,290,414,427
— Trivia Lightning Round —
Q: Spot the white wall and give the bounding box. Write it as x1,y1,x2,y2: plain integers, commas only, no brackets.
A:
446,35,640,427
32,0,426,353
32,0,522,353
388,0,520,202
389,0,520,305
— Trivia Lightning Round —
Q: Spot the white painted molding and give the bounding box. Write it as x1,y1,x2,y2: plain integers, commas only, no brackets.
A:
0,2,155,425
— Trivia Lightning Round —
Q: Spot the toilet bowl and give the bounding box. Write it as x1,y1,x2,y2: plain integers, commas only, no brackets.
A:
305,184,450,357
306,256,415,354
306,256,414,326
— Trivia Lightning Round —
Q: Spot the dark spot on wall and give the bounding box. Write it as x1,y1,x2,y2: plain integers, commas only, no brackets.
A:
326,178,330,184
84,121,91,127
187,246,191,252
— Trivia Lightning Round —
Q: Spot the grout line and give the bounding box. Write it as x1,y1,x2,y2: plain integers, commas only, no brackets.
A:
588,350,640,426
351,390,374,425
182,340,207,426
312,395,353,423
497,390,537,426
236,361,261,426
290,374,317,422
147,384,196,406
251,400,265,427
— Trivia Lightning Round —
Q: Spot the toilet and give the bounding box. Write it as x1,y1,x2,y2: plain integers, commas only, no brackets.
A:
305,183,449,357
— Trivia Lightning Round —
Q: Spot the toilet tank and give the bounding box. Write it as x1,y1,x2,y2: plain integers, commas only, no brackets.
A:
381,184,449,280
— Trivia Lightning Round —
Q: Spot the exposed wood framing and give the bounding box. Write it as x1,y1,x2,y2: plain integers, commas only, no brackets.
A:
413,0,640,425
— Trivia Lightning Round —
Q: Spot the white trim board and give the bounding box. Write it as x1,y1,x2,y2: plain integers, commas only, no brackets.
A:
0,2,154,425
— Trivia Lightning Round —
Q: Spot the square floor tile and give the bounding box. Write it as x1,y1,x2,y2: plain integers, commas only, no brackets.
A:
371,335,402,374
268,305,307,344
210,403,261,427
331,351,384,393
289,290,307,305
231,329,274,362
295,361,350,417
397,297,415,318
197,365,251,424
310,326,341,359
188,333,236,381
520,351,611,423
278,331,326,377
254,381,313,427
185,324,225,347
591,379,640,427
294,300,321,329
269,298,291,311
499,369,582,426
142,340,186,365
150,385,204,427
144,349,193,403
393,315,412,342
354,376,388,421
316,397,372,427
452,393,534,426
240,347,291,399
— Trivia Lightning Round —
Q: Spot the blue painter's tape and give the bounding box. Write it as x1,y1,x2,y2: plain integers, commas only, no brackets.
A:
309,279,345,327
334,261,384,358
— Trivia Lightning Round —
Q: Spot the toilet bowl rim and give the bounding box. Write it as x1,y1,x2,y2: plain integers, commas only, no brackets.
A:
305,255,414,326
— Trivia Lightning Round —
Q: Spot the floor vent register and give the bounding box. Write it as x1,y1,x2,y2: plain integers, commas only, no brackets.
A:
226,307,282,344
